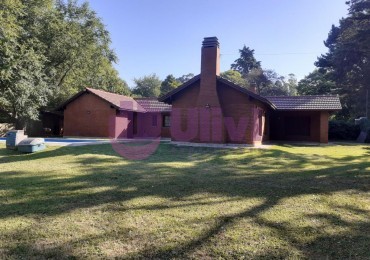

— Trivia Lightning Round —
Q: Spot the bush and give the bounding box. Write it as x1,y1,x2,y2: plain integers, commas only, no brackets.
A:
329,120,361,140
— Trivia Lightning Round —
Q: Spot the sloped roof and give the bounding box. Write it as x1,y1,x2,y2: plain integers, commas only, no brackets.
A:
265,95,342,111
159,74,342,112
136,98,172,112
86,88,146,112
159,75,201,102
217,76,277,109
56,88,145,112
159,75,276,109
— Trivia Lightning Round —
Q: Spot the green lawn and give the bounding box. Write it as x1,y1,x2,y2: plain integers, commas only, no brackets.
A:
0,142,369,259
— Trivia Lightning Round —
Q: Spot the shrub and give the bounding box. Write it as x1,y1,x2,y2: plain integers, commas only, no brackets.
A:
329,120,361,140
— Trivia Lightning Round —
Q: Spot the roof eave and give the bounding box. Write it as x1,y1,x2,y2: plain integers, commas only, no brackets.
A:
54,89,88,111
216,76,277,110
158,75,201,103
275,108,342,112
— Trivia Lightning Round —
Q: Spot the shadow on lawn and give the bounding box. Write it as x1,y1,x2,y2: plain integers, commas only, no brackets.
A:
0,143,369,259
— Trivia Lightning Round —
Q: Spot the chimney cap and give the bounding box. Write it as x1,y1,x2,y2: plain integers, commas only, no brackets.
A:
202,37,219,48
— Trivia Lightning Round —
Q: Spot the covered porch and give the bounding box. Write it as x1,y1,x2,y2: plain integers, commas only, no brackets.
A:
268,110,329,143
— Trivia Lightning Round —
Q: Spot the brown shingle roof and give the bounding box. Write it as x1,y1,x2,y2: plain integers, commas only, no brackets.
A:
56,88,145,112
159,75,276,109
265,95,342,111
136,98,172,112
217,77,277,109
86,88,146,112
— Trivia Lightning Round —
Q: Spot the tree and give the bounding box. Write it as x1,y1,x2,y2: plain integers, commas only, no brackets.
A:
245,68,268,93
132,74,161,97
177,73,195,83
0,0,128,128
231,46,261,77
315,0,370,119
284,73,298,96
160,75,180,96
44,0,126,105
258,70,291,96
220,70,248,87
297,70,336,95
228,45,297,96
0,0,52,129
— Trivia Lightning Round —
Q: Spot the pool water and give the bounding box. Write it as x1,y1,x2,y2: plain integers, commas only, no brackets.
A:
0,137,105,143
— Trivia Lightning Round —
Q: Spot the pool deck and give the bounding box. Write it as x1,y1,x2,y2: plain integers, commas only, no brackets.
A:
0,137,362,148
0,137,172,147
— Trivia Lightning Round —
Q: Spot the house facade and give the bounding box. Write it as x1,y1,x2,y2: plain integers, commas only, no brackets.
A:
159,37,341,145
57,88,171,139
56,37,341,144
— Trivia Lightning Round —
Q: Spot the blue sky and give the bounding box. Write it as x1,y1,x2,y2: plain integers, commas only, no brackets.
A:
84,0,348,88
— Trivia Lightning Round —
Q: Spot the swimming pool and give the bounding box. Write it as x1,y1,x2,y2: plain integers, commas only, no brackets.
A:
0,137,107,143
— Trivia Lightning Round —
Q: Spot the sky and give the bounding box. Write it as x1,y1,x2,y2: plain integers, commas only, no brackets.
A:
83,0,349,88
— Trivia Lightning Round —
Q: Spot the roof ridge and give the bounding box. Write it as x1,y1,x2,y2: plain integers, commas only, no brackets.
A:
159,74,201,102
135,97,159,100
265,95,339,98
86,87,134,100
217,76,276,110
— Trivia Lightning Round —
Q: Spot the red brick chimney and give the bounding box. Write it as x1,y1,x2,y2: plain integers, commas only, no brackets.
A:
196,37,224,143
197,37,221,107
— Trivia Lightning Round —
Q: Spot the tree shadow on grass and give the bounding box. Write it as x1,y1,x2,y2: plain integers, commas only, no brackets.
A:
0,143,369,258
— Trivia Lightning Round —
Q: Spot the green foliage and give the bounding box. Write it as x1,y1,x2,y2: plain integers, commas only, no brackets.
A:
0,0,52,128
285,73,298,96
45,0,129,105
0,0,128,128
328,120,360,140
315,0,370,119
132,74,161,97
231,46,261,76
160,74,180,96
229,46,297,96
220,70,248,87
297,70,336,95
251,69,297,96
177,73,195,83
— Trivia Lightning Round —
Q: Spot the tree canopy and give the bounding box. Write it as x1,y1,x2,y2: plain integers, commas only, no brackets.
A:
160,74,180,97
315,0,370,119
177,73,195,83
231,46,261,76
297,70,336,96
220,70,248,87
132,74,161,97
0,0,128,128
228,45,297,96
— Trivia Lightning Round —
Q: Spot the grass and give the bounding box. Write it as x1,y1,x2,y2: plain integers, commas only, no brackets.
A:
0,142,369,259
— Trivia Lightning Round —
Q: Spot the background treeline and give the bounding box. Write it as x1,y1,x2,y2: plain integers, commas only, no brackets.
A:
131,1,369,123
0,0,368,131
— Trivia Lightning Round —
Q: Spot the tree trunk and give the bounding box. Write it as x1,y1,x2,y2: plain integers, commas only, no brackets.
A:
14,118,26,130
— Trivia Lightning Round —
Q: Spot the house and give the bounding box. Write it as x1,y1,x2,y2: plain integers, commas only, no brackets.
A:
56,88,171,138
158,37,341,145
56,37,341,144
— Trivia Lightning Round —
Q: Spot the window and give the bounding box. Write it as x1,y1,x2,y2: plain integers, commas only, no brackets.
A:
152,115,157,127
163,115,171,127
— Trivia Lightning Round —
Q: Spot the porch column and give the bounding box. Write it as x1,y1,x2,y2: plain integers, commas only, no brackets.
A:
319,111,329,143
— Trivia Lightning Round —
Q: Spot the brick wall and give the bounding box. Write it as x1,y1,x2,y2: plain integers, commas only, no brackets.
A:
169,80,268,145
64,92,117,137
